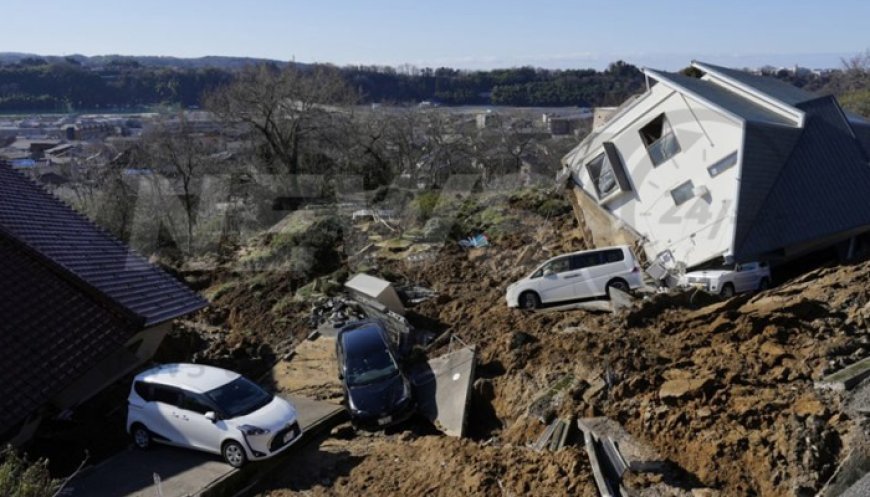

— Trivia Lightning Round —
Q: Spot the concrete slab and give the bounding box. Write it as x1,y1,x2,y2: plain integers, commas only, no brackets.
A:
411,346,476,437
839,471,870,497
578,417,664,473
608,288,634,313
66,395,342,497
816,357,870,391
581,428,619,497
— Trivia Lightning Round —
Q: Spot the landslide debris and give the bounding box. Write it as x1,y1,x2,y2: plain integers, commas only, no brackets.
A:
263,434,596,497
194,187,869,496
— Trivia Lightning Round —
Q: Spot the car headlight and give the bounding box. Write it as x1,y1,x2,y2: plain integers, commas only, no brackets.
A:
239,425,270,436
347,396,367,415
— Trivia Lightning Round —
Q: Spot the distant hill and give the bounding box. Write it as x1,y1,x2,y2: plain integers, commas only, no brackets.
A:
0,52,290,70
3,52,843,112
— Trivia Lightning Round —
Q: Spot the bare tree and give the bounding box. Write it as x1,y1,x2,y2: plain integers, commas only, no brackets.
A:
206,64,356,178
140,115,221,255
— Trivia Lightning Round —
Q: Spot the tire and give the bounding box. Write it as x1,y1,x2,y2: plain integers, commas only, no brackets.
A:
606,279,630,299
131,424,151,450
222,440,248,468
758,277,770,291
720,283,735,298
519,291,540,310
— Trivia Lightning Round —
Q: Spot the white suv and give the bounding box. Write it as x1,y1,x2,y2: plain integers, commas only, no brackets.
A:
127,364,301,467
681,261,771,297
506,245,644,309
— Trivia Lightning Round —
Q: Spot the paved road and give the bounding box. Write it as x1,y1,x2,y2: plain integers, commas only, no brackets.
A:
66,395,342,497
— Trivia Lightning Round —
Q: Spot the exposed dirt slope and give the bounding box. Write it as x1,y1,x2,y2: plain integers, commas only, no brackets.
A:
264,434,596,497
200,190,868,497
391,220,870,496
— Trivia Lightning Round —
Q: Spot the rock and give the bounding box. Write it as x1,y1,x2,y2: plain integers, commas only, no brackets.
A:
583,377,606,403
331,424,356,440
467,247,489,261
659,378,711,400
692,489,721,497
793,395,828,418
761,341,787,359
509,331,536,350
662,368,694,380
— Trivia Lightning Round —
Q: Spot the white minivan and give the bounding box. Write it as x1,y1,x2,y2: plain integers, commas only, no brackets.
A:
506,245,643,309
127,363,301,467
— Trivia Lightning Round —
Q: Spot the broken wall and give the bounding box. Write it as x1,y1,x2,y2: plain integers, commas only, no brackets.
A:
565,185,645,264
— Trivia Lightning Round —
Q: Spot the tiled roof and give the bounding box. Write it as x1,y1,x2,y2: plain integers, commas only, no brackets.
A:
0,235,136,431
0,163,206,327
734,96,870,260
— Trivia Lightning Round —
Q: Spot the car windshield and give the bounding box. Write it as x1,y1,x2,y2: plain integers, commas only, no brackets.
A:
206,377,273,419
346,344,399,387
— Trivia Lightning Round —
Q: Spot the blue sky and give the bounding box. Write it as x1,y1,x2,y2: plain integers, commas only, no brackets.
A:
3,1,868,70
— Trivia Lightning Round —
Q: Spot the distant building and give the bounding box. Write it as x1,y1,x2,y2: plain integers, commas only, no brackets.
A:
542,110,592,135
63,122,120,140
476,111,499,129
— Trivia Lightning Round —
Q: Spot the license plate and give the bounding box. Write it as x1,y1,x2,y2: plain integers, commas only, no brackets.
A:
284,428,298,443
377,416,392,426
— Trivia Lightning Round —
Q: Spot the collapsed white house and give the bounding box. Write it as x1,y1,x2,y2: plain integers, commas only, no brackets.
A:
562,61,870,273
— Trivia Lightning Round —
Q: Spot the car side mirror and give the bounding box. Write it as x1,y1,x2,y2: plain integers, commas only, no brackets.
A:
204,411,217,423
543,269,554,277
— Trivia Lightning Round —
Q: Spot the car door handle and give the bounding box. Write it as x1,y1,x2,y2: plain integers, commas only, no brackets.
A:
564,274,579,279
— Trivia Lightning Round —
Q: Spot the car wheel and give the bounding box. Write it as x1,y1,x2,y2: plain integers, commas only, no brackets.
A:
222,440,247,468
131,424,151,450
758,277,770,291
720,283,735,298
519,291,540,310
606,279,630,298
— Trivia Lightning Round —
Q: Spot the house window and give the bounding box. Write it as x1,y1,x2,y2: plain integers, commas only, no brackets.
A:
670,180,695,206
586,153,617,198
585,142,632,200
707,151,738,177
639,114,681,166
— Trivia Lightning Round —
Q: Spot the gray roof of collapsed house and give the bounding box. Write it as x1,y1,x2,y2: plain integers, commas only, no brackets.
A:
734,96,870,260
649,70,797,126
0,163,207,327
694,61,819,106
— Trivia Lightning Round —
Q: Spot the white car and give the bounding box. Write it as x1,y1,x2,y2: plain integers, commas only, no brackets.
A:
127,364,301,467
506,245,644,309
681,261,771,297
